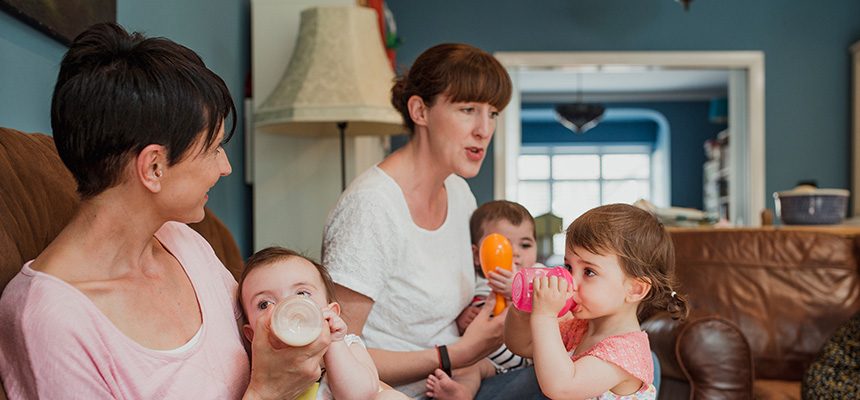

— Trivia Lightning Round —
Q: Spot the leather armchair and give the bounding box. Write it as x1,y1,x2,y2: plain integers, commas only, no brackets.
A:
0,127,244,399
643,228,860,400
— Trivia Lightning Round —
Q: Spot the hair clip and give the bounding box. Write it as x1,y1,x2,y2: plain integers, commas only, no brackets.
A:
670,291,677,299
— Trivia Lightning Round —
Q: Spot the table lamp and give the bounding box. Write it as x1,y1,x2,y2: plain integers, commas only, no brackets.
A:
255,5,404,190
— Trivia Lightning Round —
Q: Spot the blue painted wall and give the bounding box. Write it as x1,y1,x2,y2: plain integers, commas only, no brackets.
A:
522,101,726,209
387,0,860,210
1,0,252,255
4,1,860,252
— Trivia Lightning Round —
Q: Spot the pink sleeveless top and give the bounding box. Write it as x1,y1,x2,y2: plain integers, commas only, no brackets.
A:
559,318,657,400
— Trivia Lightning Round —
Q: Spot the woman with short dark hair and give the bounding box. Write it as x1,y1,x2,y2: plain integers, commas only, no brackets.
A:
0,22,327,400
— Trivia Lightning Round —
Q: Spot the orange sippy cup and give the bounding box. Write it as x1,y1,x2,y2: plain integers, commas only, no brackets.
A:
479,233,513,316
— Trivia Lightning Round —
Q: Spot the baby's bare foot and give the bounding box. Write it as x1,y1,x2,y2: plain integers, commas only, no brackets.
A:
425,369,471,400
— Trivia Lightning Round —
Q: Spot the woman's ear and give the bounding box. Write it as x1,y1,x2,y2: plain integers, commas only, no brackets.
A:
242,323,254,343
407,95,429,128
625,277,652,303
137,144,167,193
327,302,342,316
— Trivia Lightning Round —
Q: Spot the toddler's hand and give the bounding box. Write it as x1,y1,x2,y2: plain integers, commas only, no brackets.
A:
531,276,573,318
488,268,514,300
322,303,347,342
456,300,483,335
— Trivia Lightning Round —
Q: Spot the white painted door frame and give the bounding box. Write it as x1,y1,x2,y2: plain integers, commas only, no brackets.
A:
493,51,765,226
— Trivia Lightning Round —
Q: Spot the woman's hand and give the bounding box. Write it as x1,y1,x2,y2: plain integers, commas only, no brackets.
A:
244,309,331,400
531,276,573,318
488,267,514,300
451,295,506,367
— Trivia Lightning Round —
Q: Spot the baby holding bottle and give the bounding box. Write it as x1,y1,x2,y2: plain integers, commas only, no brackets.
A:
240,247,407,400
505,204,689,399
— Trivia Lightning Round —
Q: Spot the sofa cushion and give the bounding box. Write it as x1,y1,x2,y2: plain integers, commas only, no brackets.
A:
0,128,78,291
670,228,860,381
754,380,800,400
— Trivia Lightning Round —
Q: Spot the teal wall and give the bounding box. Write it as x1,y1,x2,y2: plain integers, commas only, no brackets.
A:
0,0,252,255
5,1,860,254
387,0,860,211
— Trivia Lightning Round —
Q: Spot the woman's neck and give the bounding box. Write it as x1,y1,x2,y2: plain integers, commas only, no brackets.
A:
379,141,452,230
33,187,167,280
380,139,451,193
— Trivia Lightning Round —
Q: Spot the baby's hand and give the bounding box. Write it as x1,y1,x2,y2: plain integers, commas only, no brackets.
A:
488,268,514,300
322,303,347,342
531,276,573,318
456,300,483,335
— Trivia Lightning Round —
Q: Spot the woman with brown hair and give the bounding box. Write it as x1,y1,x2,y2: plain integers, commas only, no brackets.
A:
322,43,545,399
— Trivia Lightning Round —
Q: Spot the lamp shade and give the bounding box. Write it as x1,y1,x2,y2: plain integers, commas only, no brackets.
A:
255,6,404,136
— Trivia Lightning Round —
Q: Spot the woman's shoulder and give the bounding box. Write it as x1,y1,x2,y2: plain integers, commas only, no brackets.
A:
329,167,404,219
155,222,217,261
157,221,206,243
344,166,401,199
444,174,477,209
0,267,99,338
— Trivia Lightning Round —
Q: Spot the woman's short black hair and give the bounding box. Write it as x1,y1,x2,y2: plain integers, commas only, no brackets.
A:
51,22,236,199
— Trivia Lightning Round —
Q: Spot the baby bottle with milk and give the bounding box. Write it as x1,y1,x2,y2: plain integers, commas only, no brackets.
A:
270,295,324,346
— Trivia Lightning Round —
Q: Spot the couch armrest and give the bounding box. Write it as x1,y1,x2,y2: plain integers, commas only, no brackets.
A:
643,312,754,400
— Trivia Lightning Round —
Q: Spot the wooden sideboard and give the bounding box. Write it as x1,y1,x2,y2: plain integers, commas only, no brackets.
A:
669,224,860,237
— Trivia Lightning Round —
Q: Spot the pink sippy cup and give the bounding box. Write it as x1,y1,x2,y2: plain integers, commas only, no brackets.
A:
511,266,576,317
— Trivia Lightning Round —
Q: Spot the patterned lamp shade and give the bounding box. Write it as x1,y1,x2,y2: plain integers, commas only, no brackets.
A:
255,6,404,136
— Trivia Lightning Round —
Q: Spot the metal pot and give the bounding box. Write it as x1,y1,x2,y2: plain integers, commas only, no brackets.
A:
773,186,849,225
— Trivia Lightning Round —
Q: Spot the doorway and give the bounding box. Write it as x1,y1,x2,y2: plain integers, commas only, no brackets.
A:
493,51,765,226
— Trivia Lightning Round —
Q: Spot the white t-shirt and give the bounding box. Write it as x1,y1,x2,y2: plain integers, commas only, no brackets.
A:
322,166,476,397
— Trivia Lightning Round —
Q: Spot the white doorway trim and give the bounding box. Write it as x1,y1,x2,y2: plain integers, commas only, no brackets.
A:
493,51,765,226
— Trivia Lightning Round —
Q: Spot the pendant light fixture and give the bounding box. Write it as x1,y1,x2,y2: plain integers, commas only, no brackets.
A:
554,72,605,134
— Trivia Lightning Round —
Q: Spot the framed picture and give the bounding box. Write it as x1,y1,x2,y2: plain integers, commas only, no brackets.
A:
0,0,116,46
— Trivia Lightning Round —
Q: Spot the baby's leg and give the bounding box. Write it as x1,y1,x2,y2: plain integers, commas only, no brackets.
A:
425,360,496,400
373,389,409,399
373,381,409,399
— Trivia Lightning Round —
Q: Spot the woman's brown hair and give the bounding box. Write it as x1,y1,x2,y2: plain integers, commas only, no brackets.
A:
566,204,689,321
391,43,512,134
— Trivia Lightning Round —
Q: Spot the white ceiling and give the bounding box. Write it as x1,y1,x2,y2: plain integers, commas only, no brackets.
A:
519,67,730,103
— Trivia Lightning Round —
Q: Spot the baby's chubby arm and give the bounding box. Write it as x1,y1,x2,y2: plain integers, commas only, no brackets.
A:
322,303,380,400
487,267,514,300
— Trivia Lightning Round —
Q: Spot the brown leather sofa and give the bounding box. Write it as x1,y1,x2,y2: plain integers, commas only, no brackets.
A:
0,127,244,399
643,227,860,400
